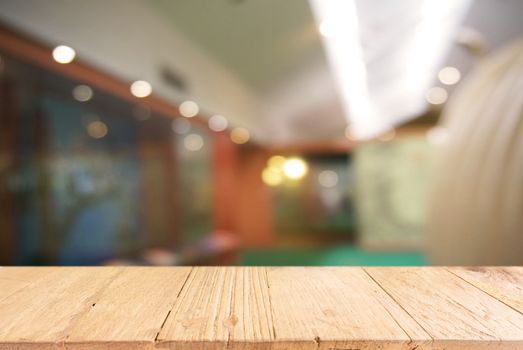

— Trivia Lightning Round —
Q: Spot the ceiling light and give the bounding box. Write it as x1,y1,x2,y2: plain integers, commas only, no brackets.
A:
208,114,228,132
438,66,461,85
179,100,199,118
425,87,448,105
184,133,204,151
52,45,76,64
130,80,152,98
230,127,250,144
87,121,108,139
318,170,339,188
282,158,308,180
268,155,286,169
72,85,93,102
262,167,284,187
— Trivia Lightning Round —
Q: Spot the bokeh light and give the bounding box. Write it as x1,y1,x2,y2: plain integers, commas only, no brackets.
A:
268,155,286,169
52,45,76,64
179,100,199,118
425,87,448,105
230,127,250,144
184,133,204,151
318,170,339,188
86,120,108,139
283,157,308,180
438,66,461,85
130,80,152,98
262,167,284,186
72,85,93,102
208,114,228,132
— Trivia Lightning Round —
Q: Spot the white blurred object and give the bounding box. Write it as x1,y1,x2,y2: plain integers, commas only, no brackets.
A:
428,39,523,265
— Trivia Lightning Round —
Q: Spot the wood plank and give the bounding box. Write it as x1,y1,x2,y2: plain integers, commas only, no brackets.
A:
65,267,192,350
157,267,275,350
0,267,55,302
266,267,430,349
0,267,123,349
365,267,523,349
1,267,523,349
448,267,523,315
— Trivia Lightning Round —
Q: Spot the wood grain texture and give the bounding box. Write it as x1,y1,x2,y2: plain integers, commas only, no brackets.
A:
0,267,123,349
365,267,523,349
267,267,429,349
0,267,522,349
66,267,192,350
0,267,54,302
157,267,275,349
448,266,523,315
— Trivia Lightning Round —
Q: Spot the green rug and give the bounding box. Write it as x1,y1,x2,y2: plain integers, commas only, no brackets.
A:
241,246,427,266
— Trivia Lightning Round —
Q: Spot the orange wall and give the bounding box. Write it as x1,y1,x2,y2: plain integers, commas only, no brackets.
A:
212,135,274,248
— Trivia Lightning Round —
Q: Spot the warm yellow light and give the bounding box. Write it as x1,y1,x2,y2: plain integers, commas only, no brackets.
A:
438,66,461,85
130,80,152,98
283,158,308,180
318,170,339,188
184,133,204,151
230,127,250,144
208,114,228,132
179,100,199,118
268,155,286,169
72,85,93,102
52,45,76,64
262,167,284,187
87,120,108,139
425,87,448,105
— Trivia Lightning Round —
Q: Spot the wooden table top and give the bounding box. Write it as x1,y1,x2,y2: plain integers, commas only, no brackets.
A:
0,267,522,349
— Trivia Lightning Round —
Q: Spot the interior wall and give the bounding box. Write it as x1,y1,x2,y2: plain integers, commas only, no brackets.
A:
0,0,263,136
354,130,436,250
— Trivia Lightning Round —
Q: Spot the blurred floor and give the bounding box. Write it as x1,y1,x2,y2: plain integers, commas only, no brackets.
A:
241,245,426,266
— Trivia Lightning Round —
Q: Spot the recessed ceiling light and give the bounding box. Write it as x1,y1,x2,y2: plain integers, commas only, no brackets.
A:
86,120,108,139
52,45,76,64
130,80,152,98
230,127,250,144
208,114,228,132
425,87,448,105
438,66,461,85
184,133,204,151
72,85,93,102
179,101,199,118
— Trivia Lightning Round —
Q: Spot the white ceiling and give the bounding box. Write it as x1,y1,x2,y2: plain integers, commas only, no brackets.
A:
1,0,523,144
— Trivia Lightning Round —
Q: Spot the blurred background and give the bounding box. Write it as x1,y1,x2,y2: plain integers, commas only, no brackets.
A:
1,0,522,266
